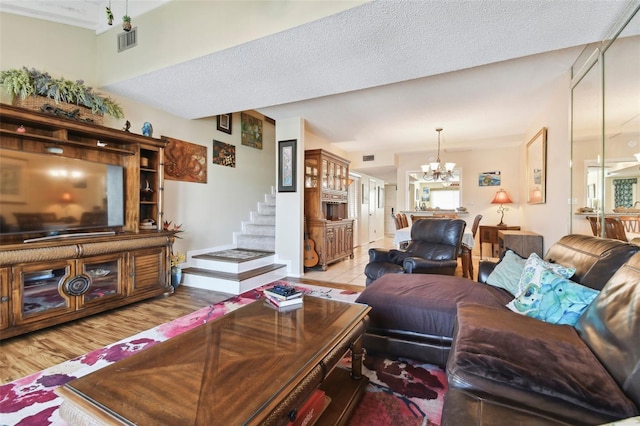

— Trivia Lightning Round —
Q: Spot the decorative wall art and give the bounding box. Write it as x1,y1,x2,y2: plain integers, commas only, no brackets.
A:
478,171,501,186
162,136,207,183
421,187,430,202
526,127,547,204
278,139,296,192
217,113,232,134
241,112,263,149
0,156,26,203
212,140,236,168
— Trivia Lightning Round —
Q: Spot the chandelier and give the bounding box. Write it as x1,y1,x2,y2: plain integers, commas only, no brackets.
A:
421,128,455,184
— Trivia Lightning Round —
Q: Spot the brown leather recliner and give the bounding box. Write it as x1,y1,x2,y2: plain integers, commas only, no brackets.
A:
363,218,466,285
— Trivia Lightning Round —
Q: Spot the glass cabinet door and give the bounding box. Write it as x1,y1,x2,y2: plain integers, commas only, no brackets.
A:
334,164,342,190
80,255,124,306
328,162,335,190
20,262,72,319
305,158,318,188
0,268,9,330
322,159,328,189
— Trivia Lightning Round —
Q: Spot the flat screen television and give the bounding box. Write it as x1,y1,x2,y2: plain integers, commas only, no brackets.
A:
0,148,124,242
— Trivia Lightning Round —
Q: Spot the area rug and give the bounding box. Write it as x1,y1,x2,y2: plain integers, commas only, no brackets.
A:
0,281,445,425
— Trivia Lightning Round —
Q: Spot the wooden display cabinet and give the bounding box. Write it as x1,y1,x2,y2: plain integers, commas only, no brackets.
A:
0,104,173,339
304,149,354,270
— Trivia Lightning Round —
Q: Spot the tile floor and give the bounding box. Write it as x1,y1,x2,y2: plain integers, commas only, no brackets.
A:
302,236,480,287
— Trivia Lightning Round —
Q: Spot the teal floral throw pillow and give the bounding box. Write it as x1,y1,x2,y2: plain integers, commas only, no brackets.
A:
506,264,599,325
515,253,576,295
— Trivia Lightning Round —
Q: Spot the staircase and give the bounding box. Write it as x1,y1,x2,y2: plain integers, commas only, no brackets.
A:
181,192,287,295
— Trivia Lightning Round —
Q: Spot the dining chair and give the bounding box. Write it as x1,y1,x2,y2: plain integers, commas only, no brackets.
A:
398,213,409,228
604,217,629,241
460,214,482,279
393,214,403,230
586,216,600,236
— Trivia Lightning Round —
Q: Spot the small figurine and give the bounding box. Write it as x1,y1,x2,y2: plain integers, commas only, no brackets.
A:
16,125,26,133
142,122,153,137
122,120,131,132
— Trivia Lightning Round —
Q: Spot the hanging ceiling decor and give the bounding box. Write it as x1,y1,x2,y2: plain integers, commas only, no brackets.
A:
421,128,456,186
122,0,132,31
106,0,113,25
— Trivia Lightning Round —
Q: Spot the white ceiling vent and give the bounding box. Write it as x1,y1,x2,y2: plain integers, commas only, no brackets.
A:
363,155,375,162
118,28,137,52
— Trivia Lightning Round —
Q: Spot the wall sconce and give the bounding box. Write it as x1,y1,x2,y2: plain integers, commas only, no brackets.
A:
491,188,513,226
60,192,72,203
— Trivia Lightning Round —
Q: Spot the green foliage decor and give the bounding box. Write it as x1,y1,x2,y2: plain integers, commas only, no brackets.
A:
0,67,124,119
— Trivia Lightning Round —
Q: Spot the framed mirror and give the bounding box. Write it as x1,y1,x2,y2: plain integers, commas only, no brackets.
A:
526,127,547,204
406,170,461,211
570,5,639,238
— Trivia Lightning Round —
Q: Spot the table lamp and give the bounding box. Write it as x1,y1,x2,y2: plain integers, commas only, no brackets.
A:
491,189,513,226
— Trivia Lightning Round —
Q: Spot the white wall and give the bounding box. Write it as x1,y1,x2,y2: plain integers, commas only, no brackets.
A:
519,71,572,248
275,117,305,277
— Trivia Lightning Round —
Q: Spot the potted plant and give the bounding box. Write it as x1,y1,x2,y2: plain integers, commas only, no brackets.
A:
0,67,124,121
165,220,185,289
122,15,132,31
106,7,114,25
170,251,186,289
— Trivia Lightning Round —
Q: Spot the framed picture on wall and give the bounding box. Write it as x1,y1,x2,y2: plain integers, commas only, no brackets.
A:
217,113,232,134
478,171,501,186
278,139,296,192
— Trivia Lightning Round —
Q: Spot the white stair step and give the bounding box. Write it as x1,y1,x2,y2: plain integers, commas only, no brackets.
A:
243,223,275,236
236,234,275,252
251,212,276,225
182,264,286,295
257,204,276,215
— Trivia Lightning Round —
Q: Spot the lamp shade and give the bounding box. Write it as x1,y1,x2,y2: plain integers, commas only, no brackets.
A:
530,187,543,203
491,189,513,204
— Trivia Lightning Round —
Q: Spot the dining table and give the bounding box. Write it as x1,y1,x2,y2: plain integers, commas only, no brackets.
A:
393,226,476,279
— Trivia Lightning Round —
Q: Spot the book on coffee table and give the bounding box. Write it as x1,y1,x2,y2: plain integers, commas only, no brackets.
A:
264,293,303,308
264,285,302,301
286,389,328,426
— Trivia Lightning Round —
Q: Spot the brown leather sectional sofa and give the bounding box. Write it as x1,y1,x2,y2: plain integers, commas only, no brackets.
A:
356,234,640,425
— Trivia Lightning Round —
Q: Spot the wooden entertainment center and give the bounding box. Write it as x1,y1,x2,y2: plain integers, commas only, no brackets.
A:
0,104,173,339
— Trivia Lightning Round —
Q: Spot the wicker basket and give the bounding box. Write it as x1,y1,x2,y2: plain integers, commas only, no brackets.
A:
13,96,103,125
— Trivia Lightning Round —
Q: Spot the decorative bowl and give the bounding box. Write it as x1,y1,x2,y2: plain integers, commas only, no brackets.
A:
89,269,109,278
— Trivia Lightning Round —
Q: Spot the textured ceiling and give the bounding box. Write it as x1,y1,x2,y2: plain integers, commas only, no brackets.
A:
1,0,637,183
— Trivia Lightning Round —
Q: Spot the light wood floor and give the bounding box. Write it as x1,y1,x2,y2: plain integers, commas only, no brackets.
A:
1,235,479,384
0,286,233,383
0,279,362,384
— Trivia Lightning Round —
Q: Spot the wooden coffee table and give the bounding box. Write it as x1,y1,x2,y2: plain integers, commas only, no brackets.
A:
57,296,371,425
